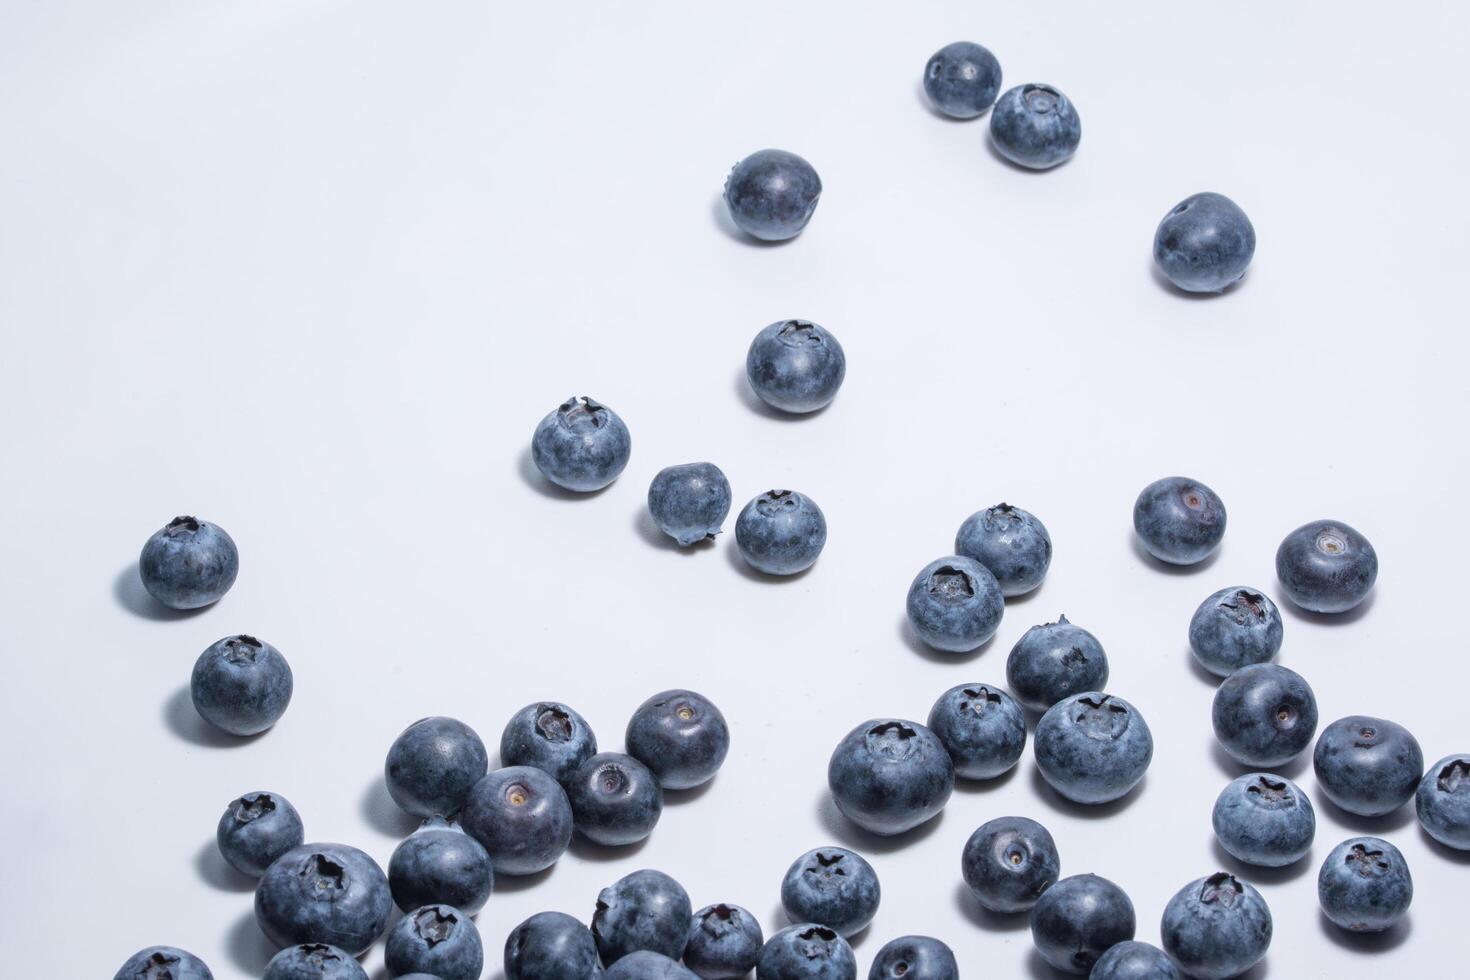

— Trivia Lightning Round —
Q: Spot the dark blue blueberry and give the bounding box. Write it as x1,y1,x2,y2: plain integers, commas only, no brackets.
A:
138,515,239,609
384,905,483,980
954,503,1051,597
867,935,957,980
1005,616,1108,713
1034,693,1152,805
1188,587,1283,677
961,815,1059,914
388,817,493,915
499,701,598,786
989,84,1081,169
735,490,827,576
504,911,601,980
190,634,293,736
567,752,664,846
923,41,1002,119
1160,873,1271,980
1211,773,1315,867
685,904,764,980
926,682,1025,780
648,463,733,546
254,843,392,956
745,319,846,414
263,943,368,980
1153,193,1255,293
905,556,1004,653
723,150,822,242
757,925,856,980
1030,874,1135,974
384,716,488,819
1211,663,1318,768
827,719,954,836
216,790,304,877
625,689,730,790
780,847,880,937
1089,941,1178,980
606,951,699,979
1416,754,1470,849
1313,715,1423,817
1318,836,1413,933
1275,520,1378,614
531,396,632,492
1133,477,1226,566
459,765,573,875
114,947,214,980
593,869,693,964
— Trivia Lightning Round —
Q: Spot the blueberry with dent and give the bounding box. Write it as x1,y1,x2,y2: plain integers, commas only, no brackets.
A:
138,515,239,609
459,765,573,875
905,556,1005,652
1313,715,1423,817
926,682,1025,780
1133,476,1226,565
625,689,730,790
216,790,305,877
1160,873,1271,980
735,490,827,575
191,634,293,736
961,815,1060,913
923,41,1002,119
827,719,954,836
114,947,214,980
254,843,392,956
1275,520,1378,613
504,911,601,980
1417,754,1470,849
1030,874,1135,974
263,943,368,980
648,462,733,545
1005,616,1108,713
723,149,822,242
867,936,957,980
1188,587,1283,677
1153,193,1256,293
746,319,846,414
592,868,693,964
1211,664,1318,768
567,752,664,846
1211,773,1315,867
757,924,857,979
954,503,1051,597
1318,836,1413,933
499,701,598,786
684,903,764,979
384,904,483,980
384,716,488,818
388,817,493,915
1034,693,1152,804
531,395,632,492
1089,941,1179,980
780,847,880,937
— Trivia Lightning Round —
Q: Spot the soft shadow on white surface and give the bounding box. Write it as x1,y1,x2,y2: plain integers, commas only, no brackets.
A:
1274,587,1377,626
951,763,1019,796
194,838,255,893
1185,648,1223,686
359,777,420,838
1209,740,1310,781
731,368,833,422
568,833,649,862
723,538,816,584
492,864,556,893
952,881,1029,932
113,563,209,621
1148,258,1248,300
632,506,720,555
1311,787,1417,834
1129,535,1221,575
1419,827,1470,865
225,907,276,975
663,778,717,806
1317,911,1413,953
814,790,946,855
1210,837,1314,885
163,685,263,749
897,615,998,665
709,194,796,247
1029,766,1147,820
516,446,614,501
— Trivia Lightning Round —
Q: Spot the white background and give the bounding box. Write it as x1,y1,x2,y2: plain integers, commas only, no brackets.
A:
2,2,1468,977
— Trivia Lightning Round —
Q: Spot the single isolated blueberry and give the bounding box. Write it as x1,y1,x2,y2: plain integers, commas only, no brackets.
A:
216,790,305,877
138,515,239,609
1188,587,1284,677
531,395,632,492
114,947,214,980
191,634,293,736
926,682,1026,780
1211,663,1318,768
1089,941,1179,980
567,751,664,846
1212,773,1315,867
746,319,847,414
989,83,1081,169
1318,836,1413,933
593,868,693,964
1030,874,1135,974
388,817,493,915
504,910,601,980
827,719,955,836
606,950,699,980
723,149,822,242
685,903,764,980
648,462,733,546
1314,715,1423,817
757,924,856,980
954,502,1051,597
254,843,392,956
735,490,827,575
1160,873,1272,980
905,556,1005,653
500,700,598,786
961,815,1060,913
384,905,483,980
1005,616,1108,714
263,943,368,980
626,688,730,790
1417,754,1470,849
867,935,957,980
1133,476,1226,565
923,41,1002,119
1275,520,1378,614
384,716,489,819
780,847,880,937
459,765,573,875
1034,693,1153,804
1153,193,1256,293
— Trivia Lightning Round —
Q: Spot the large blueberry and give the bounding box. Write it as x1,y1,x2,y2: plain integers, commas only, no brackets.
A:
1211,773,1315,867
1188,587,1283,677
648,462,733,546
746,319,846,414
384,716,488,819
138,515,239,609
504,910,601,980
626,688,730,790
531,396,632,492
217,790,305,877
1005,616,1108,713
593,868,693,964
827,719,954,836
1133,476,1226,565
263,944,367,980
1211,663,1318,768
867,935,957,980
923,41,1002,119
926,682,1026,780
388,817,493,915
606,951,699,979
905,556,1004,653
567,752,664,846
1153,193,1255,293
1313,715,1423,817
254,843,392,956
1275,520,1378,614
1089,941,1178,980
190,634,293,736
459,765,573,875
1030,874,1135,974
989,84,1080,169
1318,837,1413,933
114,947,214,980
1034,693,1152,804
1160,873,1271,980
1417,754,1470,849
723,149,822,242
384,904,483,980
685,904,764,980
757,924,856,979
954,503,1051,597
735,490,827,575
961,815,1060,913
780,847,880,937
500,701,597,786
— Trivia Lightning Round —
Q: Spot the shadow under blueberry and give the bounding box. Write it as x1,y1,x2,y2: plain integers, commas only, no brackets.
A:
1025,948,1074,979
492,864,556,893
195,838,255,892
724,539,815,584
897,616,996,665
1029,766,1146,819
1317,909,1413,952
1274,586,1376,627
225,907,276,975
1185,648,1222,686
632,507,719,555
663,778,717,806
953,882,1028,932
710,195,797,247
1311,787,1416,834
1148,259,1247,300
516,447,614,501
1210,838,1313,885
1129,535,1220,575
1419,826,1470,864
731,368,830,422
915,81,989,123
113,563,210,621
985,137,1073,175
359,777,420,839
568,832,650,862
951,763,1019,796
813,789,946,855
163,685,263,749
1209,741,1310,782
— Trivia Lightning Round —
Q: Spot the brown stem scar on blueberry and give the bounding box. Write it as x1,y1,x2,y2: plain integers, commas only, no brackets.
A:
929,566,975,599
1200,872,1242,907
799,926,838,942
302,854,346,891
1245,776,1289,804
1438,759,1470,793
414,907,458,945
535,706,574,742
1346,844,1389,875
165,516,201,533
235,793,277,820
506,784,529,806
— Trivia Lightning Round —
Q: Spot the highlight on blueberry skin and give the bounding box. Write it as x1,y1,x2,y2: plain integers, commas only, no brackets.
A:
606,950,700,979
827,718,955,836
745,319,846,414
904,556,1005,653
1153,192,1256,293
1313,714,1423,817
1417,753,1470,849
723,149,822,242
1160,872,1272,980
1005,615,1108,714
779,846,880,938
531,395,632,492
625,689,730,790
499,700,598,786
263,943,368,980
566,751,664,846
1188,586,1283,677
114,946,214,980
1034,692,1153,805
592,868,693,964
1210,663,1318,768
954,502,1051,597
1133,476,1226,566
989,83,1081,169
684,903,764,980
867,934,958,980
735,489,827,576
216,790,304,877
388,817,493,915
1029,873,1135,974
926,682,1026,780
138,515,239,610
1275,519,1378,614
961,815,1060,913
1212,773,1315,867
756,923,857,980
922,41,1002,119
254,843,393,956
1089,940,1179,980
459,765,573,875
190,634,294,736
648,462,733,546
384,716,489,819
1318,836,1413,933
504,910,601,980
384,904,483,980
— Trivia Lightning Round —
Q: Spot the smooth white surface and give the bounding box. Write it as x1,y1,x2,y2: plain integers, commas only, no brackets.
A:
2,2,1468,977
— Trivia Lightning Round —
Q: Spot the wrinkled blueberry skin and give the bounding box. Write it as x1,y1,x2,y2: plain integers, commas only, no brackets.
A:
989,84,1080,169
1211,664,1318,768
923,41,1002,119
1314,715,1423,817
191,634,293,736
384,904,483,980
1188,587,1283,677
568,752,664,846
504,911,601,980
780,847,880,937
1275,520,1378,614
254,843,392,956
1160,873,1271,980
388,817,493,915
593,869,693,964
1034,693,1153,804
746,319,846,414
384,716,488,819
606,950,699,979
114,947,214,980
735,490,828,575
1212,773,1315,867
460,765,573,875
1153,193,1255,293
263,943,368,980
927,682,1026,779
1133,477,1226,565
1318,836,1413,933
1005,616,1108,713
1031,874,1135,974
961,815,1060,913
954,503,1051,597
1417,753,1470,849
905,556,1004,652
724,149,822,241
757,925,856,980
685,904,764,980
626,689,730,790
867,935,957,980
828,719,955,836
217,790,305,877
500,701,598,786
532,396,632,492
648,463,733,546
138,516,239,609
1089,941,1178,980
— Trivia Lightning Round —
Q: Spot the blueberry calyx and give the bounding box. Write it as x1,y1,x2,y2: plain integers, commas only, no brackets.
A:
1022,84,1059,112
929,566,976,600
958,687,1002,713
1438,759,1470,793
1199,872,1243,907
234,792,277,821
1345,843,1390,876
413,907,458,946
1245,776,1289,805
756,490,798,516
777,320,823,346
302,853,347,892
224,635,263,664
1221,590,1267,623
558,396,608,430
165,516,201,534
535,705,574,741
1074,695,1129,739
594,764,628,794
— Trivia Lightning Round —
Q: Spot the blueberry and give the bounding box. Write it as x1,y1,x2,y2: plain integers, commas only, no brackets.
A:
922,41,1002,119
685,904,764,980
384,716,489,819
926,682,1025,780
1188,587,1283,677
648,463,733,546
1211,773,1315,867
384,905,483,980
263,944,368,980
735,490,827,575
954,503,1051,597
746,319,847,414
626,689,730,790
1313,715,1423,817
989,84,1081,169
780,847,880,937
1153,193,1255,293
593,868,693,964
216,790,305,877
723,149,822,242
1030,874,1135,974
1275,520,1378,614
905,556,1004,652
1317,836,1413,933
499,701,598,786
190,634,293,736
138,515,239,609
388,817,493,915
1089,941,1179,980
459,765,573,875
254,843,392,956
1416,754,1470,849
567,751,664,846
1034,693,1152,804
531,395,632,492
757,924,857,980
504,910,601,980
1133,476,1226,565
827,719,954,836
1005,616,1108,713
114,947,214,980
1211,663,1318,768
960,815,1060,913
1159,873,1271,980
866,935,957,980
605,950,699,979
